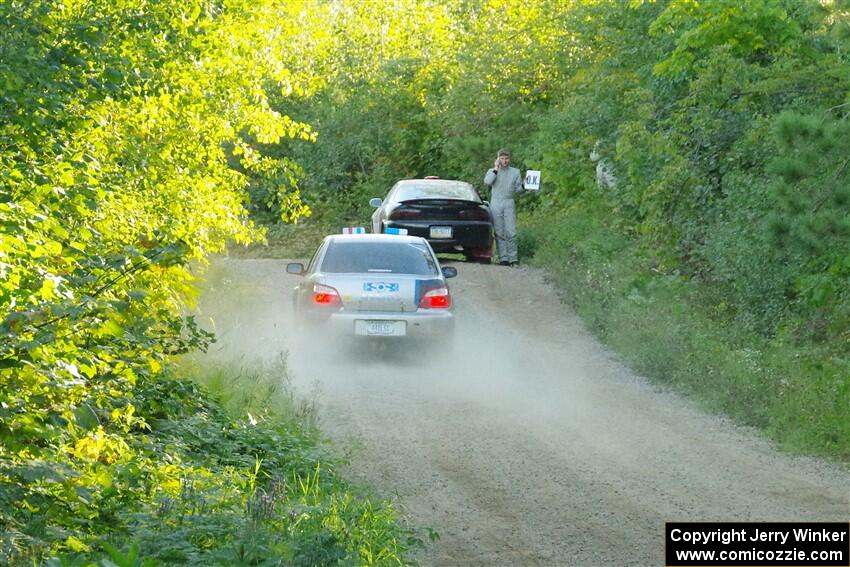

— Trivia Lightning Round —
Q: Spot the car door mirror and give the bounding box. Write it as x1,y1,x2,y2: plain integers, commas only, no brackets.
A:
286,262,305,275
369,198,383,208
441,266,458,278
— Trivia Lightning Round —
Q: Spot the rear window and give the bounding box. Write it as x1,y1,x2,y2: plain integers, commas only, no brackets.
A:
394,181,479,202
320,241,440,275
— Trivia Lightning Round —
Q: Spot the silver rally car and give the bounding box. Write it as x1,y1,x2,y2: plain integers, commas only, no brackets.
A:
287,233,457,340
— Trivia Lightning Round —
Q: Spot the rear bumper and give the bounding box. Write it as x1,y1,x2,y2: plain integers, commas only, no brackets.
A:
306,309,454,339
383,220,492,251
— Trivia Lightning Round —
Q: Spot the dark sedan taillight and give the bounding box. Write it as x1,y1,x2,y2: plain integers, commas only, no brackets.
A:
458,206,491,221
387,206,423,220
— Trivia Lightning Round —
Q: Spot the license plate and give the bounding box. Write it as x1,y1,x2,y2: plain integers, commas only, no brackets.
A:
355,320,406,336
430,226,452,239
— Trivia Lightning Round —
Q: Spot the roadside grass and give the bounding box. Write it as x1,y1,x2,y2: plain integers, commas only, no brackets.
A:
521,204,850,462
2,354,419,566
231,198,372,260
183,352,319,438
230,221,328,260
180,355,422,566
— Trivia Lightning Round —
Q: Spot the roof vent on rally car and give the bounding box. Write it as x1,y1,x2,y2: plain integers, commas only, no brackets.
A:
423,176,440,179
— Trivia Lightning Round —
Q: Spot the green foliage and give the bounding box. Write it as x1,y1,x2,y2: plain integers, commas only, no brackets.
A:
1,363,415,566
1,1,415,564
766,111,850,340
0,0,316,424
650,0,805,76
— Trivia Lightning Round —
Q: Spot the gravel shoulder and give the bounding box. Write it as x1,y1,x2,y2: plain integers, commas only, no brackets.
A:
197,258,849,567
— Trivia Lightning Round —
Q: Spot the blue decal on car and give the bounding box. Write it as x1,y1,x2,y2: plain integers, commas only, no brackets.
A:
363,282,400,292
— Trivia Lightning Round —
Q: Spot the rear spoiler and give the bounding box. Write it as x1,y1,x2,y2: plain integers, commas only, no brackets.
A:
398,198,483,206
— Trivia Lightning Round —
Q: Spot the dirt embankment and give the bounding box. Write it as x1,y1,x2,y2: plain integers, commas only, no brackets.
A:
198,259,849,567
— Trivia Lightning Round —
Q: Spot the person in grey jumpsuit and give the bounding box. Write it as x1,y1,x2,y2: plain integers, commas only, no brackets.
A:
483,149,522,266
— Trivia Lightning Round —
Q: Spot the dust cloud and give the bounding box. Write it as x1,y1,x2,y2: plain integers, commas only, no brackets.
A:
195,257,572,426
195,258,850,567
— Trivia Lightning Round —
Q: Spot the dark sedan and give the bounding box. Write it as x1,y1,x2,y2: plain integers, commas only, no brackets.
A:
369,178,494,263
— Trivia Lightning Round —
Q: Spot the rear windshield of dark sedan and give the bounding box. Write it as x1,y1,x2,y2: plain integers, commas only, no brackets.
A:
320,241,440,275
394,181,480,202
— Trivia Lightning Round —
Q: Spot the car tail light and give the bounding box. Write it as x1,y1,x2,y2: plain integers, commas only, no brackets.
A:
458,207,491,221
387,206,422,220
420,286,451,309
312,283,341,306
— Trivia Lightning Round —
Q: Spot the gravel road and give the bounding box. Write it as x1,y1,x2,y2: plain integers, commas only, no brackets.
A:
198,258,849,567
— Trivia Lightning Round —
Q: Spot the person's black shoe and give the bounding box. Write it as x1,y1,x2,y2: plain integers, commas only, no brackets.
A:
509,261,519,267
499,261,510,266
